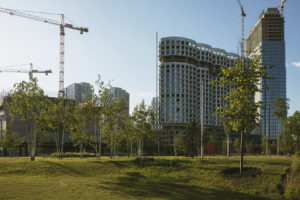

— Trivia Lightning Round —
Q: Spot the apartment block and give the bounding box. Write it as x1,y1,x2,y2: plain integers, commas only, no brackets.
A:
159,36,239,149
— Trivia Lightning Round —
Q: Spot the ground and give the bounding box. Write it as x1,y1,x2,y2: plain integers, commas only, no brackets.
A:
0,156,294,200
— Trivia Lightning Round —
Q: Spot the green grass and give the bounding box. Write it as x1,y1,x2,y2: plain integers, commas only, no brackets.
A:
0,156,294,200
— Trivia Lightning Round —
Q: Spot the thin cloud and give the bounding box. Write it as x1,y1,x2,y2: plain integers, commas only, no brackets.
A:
292,62,300,67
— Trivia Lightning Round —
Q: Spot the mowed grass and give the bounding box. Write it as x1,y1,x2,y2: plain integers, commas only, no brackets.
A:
0,155,293,200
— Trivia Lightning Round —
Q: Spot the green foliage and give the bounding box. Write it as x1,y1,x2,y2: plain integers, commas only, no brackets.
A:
5,78,47,161
284,158,300,200
273,97,289,126
132,100,156,157
0,128,23,150
283,111,300,154
173,122,200,157
212,50,270,174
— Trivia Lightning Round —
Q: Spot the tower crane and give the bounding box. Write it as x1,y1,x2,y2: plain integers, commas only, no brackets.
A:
276,0,286,17
0,63,52,80
0,7,88,96
237,0,246,58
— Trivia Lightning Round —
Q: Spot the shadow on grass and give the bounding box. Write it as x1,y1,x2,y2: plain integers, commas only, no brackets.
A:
39,160,86,176
101,171,270,200
221,167,262,178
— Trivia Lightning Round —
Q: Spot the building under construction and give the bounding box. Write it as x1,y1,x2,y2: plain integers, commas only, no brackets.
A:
158,37,239,154
246,8,286,140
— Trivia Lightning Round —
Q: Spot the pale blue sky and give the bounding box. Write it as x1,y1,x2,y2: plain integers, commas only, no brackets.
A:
0,0,299,114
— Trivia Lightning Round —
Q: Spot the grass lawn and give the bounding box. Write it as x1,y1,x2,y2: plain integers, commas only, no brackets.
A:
0,155,294,200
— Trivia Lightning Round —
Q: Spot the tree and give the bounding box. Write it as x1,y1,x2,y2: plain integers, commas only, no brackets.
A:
94,75,110,159
103,97,128,158
212,51,270,175
43,97,75,159
6,78,47,161
222,117,232,157
273,96,289,155
132,100,155,157
284,111,300,154
173,122,199,158
0,127,22,156
174,132,185,156
70,103,91,158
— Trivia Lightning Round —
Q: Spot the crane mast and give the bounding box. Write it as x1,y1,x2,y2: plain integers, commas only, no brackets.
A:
0,7,88,97
237,0,246,58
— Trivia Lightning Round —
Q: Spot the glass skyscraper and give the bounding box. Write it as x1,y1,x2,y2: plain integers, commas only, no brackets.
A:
247,8,286,140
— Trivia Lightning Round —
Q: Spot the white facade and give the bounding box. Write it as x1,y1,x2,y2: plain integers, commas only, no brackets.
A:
159,37,238,148
159,37,238,127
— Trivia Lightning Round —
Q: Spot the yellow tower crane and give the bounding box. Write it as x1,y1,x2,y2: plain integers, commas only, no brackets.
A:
0,7,88,96
0,63,52,80
276,0,286,17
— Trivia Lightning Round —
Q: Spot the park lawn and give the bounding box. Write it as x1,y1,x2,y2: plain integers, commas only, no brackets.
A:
0,156,293,200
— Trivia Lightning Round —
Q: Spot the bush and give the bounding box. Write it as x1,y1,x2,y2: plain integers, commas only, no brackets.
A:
50,152,95,158
284,158,300,200
295,151,300,157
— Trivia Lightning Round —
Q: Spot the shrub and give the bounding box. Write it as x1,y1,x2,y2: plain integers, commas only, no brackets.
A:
50,152,95,158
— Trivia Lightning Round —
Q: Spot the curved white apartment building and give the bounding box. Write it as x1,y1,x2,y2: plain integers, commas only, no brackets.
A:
159,37,239,150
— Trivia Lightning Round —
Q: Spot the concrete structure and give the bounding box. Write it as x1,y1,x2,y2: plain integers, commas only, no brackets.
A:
159,36,239,150
64,82,92,104
109,87,130,113
246,8,286,140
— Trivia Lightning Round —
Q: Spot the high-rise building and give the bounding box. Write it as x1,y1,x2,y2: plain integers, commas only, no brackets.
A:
109,87,130,113
64,82,92,104
246,8,286,140
159,36,239,149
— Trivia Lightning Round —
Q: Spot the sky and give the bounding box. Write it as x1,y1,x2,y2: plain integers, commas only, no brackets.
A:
0,0,299,114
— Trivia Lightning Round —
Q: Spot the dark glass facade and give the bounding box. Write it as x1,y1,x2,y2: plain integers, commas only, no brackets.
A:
261,41,286,140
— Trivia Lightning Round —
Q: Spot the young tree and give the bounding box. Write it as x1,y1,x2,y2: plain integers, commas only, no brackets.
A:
284,111,300,154
43,97,75,159
132,100,155,157
273,96,289,155
70,103,91,158
103,97,128,158
213,52,269,175
6,78,47,161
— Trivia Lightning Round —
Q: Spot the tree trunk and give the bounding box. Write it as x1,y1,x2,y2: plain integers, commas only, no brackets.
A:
94,121,98,159
98,125,102,160
60,126,65,160
80,139,84,159
227,135,230,158
130,139,133,157
141,139,144,157
277,123,280,156
31,131,36,161
55,131,60,159
158,136,160,156
138,139,141,157
174,143,177,156
240,131,244,175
